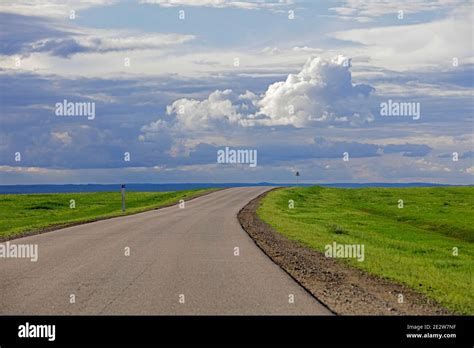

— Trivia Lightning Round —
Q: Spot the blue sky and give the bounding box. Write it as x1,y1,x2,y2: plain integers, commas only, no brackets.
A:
0,0,472,184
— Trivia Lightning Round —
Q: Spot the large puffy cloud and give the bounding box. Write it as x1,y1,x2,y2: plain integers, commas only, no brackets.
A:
166,89,258,130
253,55,374,127
152,55,375,131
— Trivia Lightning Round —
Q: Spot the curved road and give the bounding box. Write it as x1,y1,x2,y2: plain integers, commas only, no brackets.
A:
0,187,331,315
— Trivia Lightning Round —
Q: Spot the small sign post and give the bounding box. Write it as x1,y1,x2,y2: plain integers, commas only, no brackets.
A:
121,184,126,212
295,171,300,185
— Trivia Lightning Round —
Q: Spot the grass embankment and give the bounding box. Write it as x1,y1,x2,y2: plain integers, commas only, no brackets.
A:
258,186,474,314
0,188,216,239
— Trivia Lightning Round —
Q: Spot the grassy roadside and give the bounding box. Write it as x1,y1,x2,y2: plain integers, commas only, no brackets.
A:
257,186,474,314
0,188,217,240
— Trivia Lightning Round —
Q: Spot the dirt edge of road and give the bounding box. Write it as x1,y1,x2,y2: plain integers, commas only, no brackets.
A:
238,188,452,315
1,188,224,242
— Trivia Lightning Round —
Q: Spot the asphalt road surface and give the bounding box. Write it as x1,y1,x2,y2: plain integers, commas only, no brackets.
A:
0,187,331,315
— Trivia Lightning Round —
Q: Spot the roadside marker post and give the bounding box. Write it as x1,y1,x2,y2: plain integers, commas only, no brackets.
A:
121,184,126,212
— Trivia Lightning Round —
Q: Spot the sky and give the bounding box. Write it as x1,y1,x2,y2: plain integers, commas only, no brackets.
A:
0,0,473,184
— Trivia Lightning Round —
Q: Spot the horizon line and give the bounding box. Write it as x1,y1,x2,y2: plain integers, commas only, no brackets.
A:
0,182,472,187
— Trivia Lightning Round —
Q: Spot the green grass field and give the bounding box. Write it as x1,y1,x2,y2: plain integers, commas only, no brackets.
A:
0,189,215,239
258,186,474,314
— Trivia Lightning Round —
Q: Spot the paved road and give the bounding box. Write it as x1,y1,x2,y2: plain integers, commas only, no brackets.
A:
0,187,331,315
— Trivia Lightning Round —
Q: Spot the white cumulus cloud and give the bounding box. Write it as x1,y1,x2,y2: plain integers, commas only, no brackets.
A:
166,89,258,130
254,55,374,127
142,55,375,134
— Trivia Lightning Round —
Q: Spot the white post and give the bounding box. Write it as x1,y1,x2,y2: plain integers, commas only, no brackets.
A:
121,184,126,212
